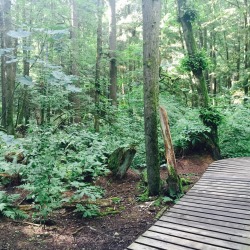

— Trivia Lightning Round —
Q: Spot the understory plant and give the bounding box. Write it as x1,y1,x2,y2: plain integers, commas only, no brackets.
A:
0,191,28,219
1,124,109,220
219,106,250,157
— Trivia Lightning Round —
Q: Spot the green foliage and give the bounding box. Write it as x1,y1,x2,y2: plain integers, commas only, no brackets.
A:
181,7,198,22
199,107,223,128
219,106,250,158
0,191,28,219
172,111,210,154
74,204,100,218
180,51,209,72
1,125,109,220
136,189,149,202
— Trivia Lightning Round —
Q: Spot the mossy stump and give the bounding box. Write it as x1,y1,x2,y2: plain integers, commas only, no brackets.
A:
108,147,136,179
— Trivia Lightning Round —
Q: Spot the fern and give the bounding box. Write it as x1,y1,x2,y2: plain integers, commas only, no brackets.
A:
0,191,28,219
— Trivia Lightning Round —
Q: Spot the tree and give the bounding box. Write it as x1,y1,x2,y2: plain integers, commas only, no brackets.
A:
177,0,209,107
142,0,161,196
0,0,16,134
94,0,103,132
108,0,117,106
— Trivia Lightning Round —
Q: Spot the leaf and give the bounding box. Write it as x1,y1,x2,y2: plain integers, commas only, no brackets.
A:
162,196,173,203
66,84,82,93
0,203,7,211
3,210,16,219
7,30,31,38
47,29,69,35
52,70,65,80
0,48,14,55
17,76,34,86
6,58,18,64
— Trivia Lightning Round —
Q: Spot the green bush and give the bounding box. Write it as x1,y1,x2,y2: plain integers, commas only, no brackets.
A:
219,106,250,157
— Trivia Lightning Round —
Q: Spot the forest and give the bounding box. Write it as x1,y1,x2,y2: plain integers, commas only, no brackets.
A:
0,0,250,249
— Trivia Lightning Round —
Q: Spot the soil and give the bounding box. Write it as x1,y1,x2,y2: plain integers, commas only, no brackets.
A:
0,154,214,250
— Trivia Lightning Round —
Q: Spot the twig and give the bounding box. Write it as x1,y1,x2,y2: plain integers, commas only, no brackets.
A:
72,226,86,236
12,220,41,227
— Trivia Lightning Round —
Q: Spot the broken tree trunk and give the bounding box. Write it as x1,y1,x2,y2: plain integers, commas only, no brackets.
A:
159,106,182,198
108,147,136,179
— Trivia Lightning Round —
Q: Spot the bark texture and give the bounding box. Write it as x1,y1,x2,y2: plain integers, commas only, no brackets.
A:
159,106,182,198
0,0,16,134
109,0,117,106
177,0,209,107
94,0,103,132
142,0,161,196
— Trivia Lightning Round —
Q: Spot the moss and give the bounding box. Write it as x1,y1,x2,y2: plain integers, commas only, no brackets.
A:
166,165,183,198
181,51,209,72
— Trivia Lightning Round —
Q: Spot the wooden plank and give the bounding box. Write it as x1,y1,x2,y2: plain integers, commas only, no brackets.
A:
169,207,250,225
189,189,250,200
198,178,250,186
206,169,250,175
193,184,250,193
195,180,250,188
202,177,250,182
173,204,250,220
127,242,159,250
209,163,250,168
157,217,250,239
162,213,250,231
192,184,250,194
135,236,191,250
176,200,250,216
187,191,250,203
149,225,250,249
211,160,250,165
201,175,250,182
203,173,250,178
182,195,250,210
143,231,228,250
206,170,250,175
208,164,250,169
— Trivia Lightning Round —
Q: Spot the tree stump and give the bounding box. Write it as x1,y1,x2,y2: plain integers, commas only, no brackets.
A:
108,147,136,179
159,106,182,198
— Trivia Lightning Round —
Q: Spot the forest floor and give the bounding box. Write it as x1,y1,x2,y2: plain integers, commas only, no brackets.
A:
0,154,213,250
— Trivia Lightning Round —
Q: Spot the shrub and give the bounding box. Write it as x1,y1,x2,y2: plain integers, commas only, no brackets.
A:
219,106,250,157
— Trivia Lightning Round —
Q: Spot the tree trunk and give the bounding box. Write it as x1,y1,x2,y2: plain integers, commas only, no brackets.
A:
0,0,6,128
159,106,182,198
69,0,81,123
109,0,117,106
1,0,16,135
244,0,249,101
142,0,161,196
177,0,209,107
94,0,103,132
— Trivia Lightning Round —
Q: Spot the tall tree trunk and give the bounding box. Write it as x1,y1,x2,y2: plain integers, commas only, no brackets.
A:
244,0,249,100
1,0,16,134
177,0,209,107
0,0,6,128
142,0,161,196
94,0,103,132
109,0,117,106
69,0,81,123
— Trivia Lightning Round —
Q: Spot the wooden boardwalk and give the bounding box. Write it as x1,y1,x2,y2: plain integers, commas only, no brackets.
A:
127,158,250,250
